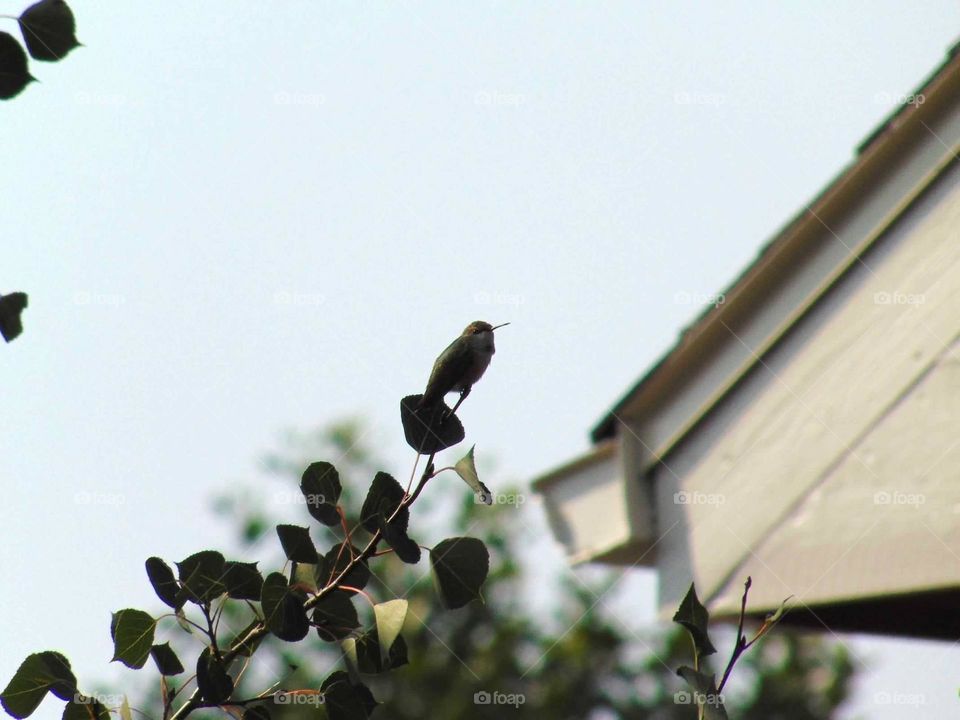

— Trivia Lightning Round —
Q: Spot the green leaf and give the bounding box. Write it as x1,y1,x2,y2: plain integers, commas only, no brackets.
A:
373,599,407,664
320,672,373,720
454,445,493,504
291,562,318,593
18,0,80,62
196,647,233,705
276,524,319,563
0,35,34,101
223,561,263,600
676,667,728,720
359,472,408,534
175,550,226,605
149,643,184,676
300,461,342,526
0,291,29,340
261,573,309,642
145,557,181,609
319,543,370,591
110,609,156,669
0,652,76,719
62,697,110,720
400,394,465,454
119,696,132,720
312,593,360,642
672,583,717,657
430,537,490,609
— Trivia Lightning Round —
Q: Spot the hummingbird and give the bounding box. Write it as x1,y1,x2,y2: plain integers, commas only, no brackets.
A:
418,321,509,418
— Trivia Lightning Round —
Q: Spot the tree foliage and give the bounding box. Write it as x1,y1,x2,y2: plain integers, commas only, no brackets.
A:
0,0,80,100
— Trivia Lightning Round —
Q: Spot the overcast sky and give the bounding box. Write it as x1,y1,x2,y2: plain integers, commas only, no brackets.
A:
4,2,960,718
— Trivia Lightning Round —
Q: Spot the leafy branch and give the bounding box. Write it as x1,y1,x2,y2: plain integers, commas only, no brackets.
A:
1,386,499,720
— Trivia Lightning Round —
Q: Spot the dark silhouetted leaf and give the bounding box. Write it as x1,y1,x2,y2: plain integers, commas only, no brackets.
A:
223,561,263,600
300,461,342,526
672,583,717,657
322,671,377,718
430,537,489,609
0,652,76,719
145,557,181,609
379,510,420,564
276,524,318,563
110,609,155,669
196,647,233,705
319,543,370,591
400,394,464,454
359,472,407,534
261,573,309,642
227,620,265,658
0,292,28,340
175,550,226,605
243,706,271,720
62,697,110,720
312,592,359,642
18,0,80,62
149,643,184,676
342,628,407,675
0,35,33,101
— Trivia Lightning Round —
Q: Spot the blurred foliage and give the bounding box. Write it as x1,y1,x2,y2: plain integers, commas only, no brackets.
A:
151,419,855,719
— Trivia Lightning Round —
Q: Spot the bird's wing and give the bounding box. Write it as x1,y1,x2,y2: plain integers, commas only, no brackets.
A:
421,339,472,406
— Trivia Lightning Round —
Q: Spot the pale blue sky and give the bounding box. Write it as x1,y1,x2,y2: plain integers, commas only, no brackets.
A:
3,2,960,718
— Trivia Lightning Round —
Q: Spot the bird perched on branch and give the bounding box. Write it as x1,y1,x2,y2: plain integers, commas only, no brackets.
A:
417,321,509,418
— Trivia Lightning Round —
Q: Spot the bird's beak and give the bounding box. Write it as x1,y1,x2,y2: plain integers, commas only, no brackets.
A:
491,322,510,331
